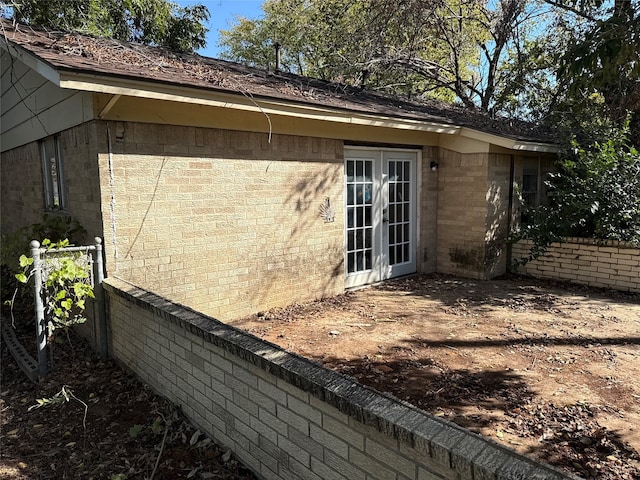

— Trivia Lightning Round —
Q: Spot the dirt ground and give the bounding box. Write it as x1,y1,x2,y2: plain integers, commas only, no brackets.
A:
0,332,256,480
230,274,640,480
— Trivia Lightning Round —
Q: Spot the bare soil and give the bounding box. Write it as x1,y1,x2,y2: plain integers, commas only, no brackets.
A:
230,274,640,480
0,332,256,480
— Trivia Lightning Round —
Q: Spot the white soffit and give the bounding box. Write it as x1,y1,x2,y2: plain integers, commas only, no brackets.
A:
1,49,556,151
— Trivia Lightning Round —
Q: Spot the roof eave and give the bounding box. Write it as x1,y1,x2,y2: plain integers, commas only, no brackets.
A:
459,127,559,153
2,54,554,151
1,38,61,86
59,70,463,134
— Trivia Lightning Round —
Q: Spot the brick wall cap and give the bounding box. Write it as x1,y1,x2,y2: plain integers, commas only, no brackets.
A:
104,276,582,480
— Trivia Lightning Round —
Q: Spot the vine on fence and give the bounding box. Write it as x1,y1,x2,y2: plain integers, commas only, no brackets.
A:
14,239,94,339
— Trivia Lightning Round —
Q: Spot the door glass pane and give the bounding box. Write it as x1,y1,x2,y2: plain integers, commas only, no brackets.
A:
346,161,354,181
387,160,411,266
346,159,374,274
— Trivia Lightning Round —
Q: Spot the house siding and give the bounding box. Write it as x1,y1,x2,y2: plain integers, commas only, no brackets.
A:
94,121,345,320
0,51,94,153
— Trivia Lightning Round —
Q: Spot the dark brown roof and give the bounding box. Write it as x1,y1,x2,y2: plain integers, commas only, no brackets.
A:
1,20,553,143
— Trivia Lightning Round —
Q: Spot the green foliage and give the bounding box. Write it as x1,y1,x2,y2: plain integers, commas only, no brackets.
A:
14,239,95,335
219,0,523,107
1,214,86,270
29,385,88,429
514,122,640,264
3,0,209,52
499,0,640,144
1,215,87,327
129,417,165,438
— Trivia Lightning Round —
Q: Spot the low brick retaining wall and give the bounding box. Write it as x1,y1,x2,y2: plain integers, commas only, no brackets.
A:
513,238,640,293
104,277,578,480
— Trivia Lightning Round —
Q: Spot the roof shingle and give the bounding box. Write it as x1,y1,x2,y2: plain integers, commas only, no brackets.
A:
1,20,554,143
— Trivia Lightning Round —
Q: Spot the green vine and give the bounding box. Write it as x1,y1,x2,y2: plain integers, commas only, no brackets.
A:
14,239,94,338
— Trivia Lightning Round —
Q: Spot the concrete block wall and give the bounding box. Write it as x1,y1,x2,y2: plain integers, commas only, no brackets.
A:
513,238,640,293
94,121,345,320
436,149,491,279
105,277,579,480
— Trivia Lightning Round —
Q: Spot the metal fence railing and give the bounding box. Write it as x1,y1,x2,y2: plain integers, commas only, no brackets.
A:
31,237,106,378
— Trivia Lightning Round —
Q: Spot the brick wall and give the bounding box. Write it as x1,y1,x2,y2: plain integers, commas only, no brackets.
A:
437,150,492,279
94,121,345,320
0,123,103,242
0,141,43,235
513,238,640,293
418,147,438,273
484,154,512,278
104,277,577,480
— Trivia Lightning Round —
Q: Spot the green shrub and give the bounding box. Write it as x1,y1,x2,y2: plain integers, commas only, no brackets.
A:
513,122,640,264
1,215,87,329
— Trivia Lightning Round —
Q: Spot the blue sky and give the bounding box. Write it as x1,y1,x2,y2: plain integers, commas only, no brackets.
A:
176,0,265,58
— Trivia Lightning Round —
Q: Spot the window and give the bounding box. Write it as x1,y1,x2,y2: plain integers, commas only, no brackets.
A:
40,136,65,210
520,157,546,224
522,158,540,208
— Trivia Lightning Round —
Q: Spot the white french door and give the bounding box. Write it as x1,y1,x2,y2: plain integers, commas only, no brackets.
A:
344,148,418,288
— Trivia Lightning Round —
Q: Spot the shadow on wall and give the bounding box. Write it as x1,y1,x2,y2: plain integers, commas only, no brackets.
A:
484,179,509,276
446,157,510,279
249,162,345,312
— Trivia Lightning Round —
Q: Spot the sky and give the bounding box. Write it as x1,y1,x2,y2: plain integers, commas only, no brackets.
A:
176,0,265,58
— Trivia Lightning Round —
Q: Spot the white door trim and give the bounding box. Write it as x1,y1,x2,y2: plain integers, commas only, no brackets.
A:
344,147,421,288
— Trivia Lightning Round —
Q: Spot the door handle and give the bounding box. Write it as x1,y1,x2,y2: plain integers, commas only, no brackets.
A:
382,208,389,223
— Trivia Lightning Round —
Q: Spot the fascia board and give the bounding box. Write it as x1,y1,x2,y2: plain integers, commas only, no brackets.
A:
0,40,61,86
511,141,560,153
59,71,462,134
459,126,559,153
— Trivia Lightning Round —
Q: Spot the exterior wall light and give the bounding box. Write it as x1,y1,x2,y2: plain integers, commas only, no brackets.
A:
430,161,439,171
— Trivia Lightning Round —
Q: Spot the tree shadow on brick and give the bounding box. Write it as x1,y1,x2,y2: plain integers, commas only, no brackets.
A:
248,163,345,310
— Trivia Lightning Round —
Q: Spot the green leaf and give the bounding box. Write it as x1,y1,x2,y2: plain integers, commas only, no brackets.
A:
151,417,164,435
129,424,144,438
55,290,67,301
15,273,28,283
19,255,33,267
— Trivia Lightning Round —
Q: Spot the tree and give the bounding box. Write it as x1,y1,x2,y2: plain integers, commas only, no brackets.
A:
2,0,210,52
557,0,640,143
219,0,543,111
496,0,640,144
